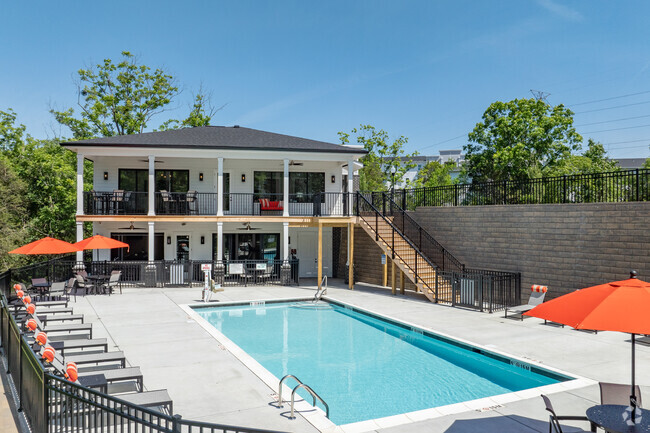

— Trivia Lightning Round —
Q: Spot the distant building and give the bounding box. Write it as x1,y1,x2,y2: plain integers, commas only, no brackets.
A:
615,158,647,170
385,150,464,187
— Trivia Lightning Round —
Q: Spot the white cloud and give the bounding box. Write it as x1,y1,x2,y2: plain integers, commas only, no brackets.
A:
536,0,584,22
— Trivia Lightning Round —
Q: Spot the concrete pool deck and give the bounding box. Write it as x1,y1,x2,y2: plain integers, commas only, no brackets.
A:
22,280,650,432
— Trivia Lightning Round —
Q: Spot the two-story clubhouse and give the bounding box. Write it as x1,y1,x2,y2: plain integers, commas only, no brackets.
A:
63,126,366,283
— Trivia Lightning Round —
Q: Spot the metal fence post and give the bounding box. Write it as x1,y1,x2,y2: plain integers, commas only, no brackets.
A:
435,270,438,303
478,274,484,312
454,184,458,206
636,169,640,202
563,175,567,203
172,414,182,433
17,337,22,412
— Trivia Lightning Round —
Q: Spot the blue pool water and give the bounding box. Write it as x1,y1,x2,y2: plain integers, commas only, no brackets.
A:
195,301,570,425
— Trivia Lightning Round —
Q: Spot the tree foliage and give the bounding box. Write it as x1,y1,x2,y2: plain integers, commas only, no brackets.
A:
465,98,582,182
546,139,619,176
51,51,180,139
414,160,457,187
338,125,417,191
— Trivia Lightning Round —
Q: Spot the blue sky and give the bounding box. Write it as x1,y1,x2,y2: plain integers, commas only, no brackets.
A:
2,0,650,159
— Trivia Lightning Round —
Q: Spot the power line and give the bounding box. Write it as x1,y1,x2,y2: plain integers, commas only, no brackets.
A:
418,134,466,152
530,89,550,102
602,138,650,145
575,114,650,127
569,90,650,107
575,100,650,114
582,123,650,134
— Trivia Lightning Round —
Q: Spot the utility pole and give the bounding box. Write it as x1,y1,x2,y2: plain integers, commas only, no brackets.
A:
530,89,550,103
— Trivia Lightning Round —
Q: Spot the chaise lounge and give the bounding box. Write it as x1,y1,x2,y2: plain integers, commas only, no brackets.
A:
504,284,547,320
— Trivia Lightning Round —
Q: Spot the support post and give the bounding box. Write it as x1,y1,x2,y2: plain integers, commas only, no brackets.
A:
400,269,405,295
317,222,323,290
75,222,84,263
283,159,289,217
148,156,155,216
147,222,155,262
215,221,224,284
347,159,354,215
76,153,84,216
281,222,291,285
217,157,224,216
383,255,387,287
391,259,396,295
348,223,354,290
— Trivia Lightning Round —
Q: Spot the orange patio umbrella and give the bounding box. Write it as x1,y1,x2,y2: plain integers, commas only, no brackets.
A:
73,235,129,251
525,271,650,420
9,237,80,255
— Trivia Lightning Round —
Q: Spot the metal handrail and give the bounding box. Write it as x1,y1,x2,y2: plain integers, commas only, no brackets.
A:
385,193,465,272
313,276,327,302
278,374,330,419
290,383,329,419
357,193,439,295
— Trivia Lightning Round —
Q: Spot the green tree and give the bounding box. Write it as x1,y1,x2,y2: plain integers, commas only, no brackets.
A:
0,109,26,154
643,158,650,169
465,98,582,182
0,153,31,268
51,51,180,139
338,125,417,191
414,160,457,187
546,139,619,176
157,90,220,131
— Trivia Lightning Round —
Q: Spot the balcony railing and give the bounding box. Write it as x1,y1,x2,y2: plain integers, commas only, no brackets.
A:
83,191,351,217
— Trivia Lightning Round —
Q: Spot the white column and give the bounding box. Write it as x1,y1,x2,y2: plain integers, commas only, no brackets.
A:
283,158,289,217
217,157,224,216
217,222,223,261
348,158,354,214
283,222,289,260
76,222,84,262
148,156,155,216
76,154,84,215
148,222,155,262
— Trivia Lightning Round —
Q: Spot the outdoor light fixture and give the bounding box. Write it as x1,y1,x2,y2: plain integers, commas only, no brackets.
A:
104,172,108,180
167,236,171,245
200,236,205,244
199,172,204,181
331,175,336,183
241,174,246,182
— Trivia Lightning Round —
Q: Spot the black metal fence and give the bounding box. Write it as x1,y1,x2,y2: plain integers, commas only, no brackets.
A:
441,268,521,313
389,168,650,210
84,191,352,217
9,258,300,289
0,272,285,433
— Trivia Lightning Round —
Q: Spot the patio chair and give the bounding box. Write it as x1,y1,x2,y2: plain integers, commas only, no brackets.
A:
186,190,197,214
47,281,70,301
74,274,94,299
111,189,125,214
504,285,547,320
541,395,596,433
29,336,109,355
160,190,171,213
27,312,93,338
101,272,121,295
599,382,642,407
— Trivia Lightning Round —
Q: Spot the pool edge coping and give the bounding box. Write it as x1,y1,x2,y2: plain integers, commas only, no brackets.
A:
180,297,596,433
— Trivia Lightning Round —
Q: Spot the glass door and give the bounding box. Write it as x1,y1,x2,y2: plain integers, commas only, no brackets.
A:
176,235,190,262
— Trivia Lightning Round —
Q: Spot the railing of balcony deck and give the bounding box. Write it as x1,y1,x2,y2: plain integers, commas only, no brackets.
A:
155,192,218,215
83,191,148,215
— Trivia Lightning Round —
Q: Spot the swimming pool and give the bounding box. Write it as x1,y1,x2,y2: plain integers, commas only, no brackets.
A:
194,300,572,425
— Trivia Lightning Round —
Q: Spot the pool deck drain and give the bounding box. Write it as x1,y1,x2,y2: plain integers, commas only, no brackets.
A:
61,280,650,433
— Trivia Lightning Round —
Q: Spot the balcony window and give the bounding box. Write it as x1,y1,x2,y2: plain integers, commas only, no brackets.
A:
254,171,325,202
156,170,189,192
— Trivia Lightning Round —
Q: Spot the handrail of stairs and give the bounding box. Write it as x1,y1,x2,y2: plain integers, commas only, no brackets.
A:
357,193,439,297
383,192,465,273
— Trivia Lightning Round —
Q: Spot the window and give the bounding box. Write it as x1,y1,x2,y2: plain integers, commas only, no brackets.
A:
213,233,280,261
254,171,325,202
119,169,148,192
156,170,189,192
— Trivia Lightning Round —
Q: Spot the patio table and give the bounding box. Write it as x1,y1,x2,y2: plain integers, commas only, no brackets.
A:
586,404,650,433
31,281,51,297
86,275,110,294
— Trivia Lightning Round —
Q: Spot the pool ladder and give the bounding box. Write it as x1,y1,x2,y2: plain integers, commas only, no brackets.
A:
312,275,327,302
278,374,329,419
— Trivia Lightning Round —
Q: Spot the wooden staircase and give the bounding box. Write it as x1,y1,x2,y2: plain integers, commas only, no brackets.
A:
359,217,453,303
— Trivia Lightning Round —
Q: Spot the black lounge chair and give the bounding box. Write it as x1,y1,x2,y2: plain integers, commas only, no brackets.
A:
541,394,596,433
29,337,109,355
79,366,144,391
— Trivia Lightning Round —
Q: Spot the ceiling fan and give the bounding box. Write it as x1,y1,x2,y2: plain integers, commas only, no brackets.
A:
237,222,260,231
117,222,145,231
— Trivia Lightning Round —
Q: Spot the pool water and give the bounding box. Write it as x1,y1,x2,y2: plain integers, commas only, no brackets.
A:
195,301,569,425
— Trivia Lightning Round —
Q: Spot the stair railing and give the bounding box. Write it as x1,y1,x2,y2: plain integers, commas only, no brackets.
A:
357,194,439,300
384,191,465,273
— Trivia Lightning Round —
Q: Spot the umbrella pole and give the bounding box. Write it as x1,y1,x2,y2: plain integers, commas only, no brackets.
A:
631,333,637,422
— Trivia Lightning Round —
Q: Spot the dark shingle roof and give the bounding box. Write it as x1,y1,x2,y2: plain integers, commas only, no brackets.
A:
61,126,366,154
